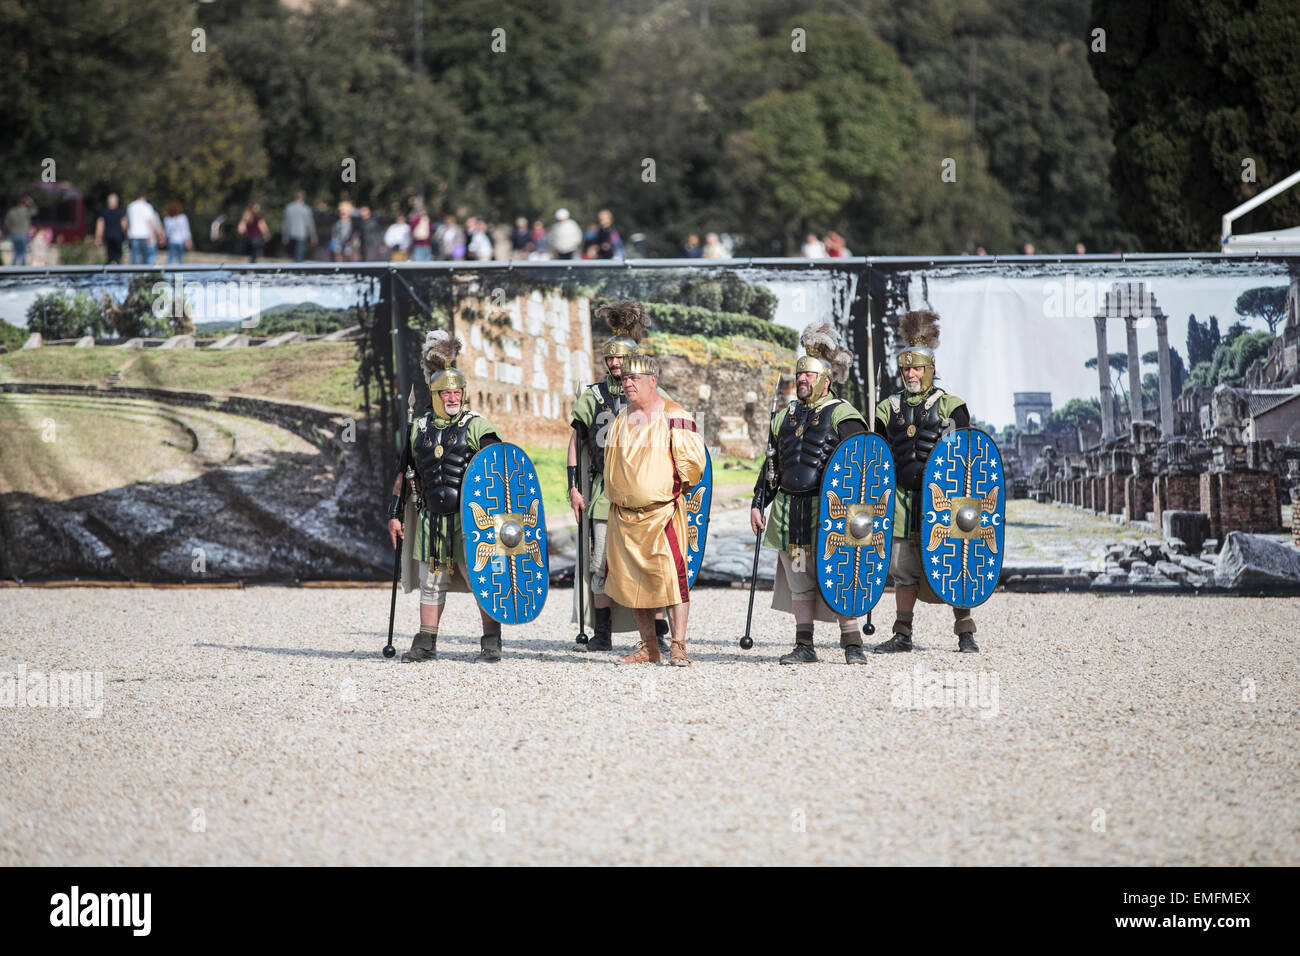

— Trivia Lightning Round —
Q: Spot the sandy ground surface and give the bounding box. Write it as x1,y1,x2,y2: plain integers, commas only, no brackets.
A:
1,586,1297,866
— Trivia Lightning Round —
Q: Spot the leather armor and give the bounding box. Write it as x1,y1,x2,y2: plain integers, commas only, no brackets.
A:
584,380,626,476
776,399,844,495
411,412,477,515
885,389,947,490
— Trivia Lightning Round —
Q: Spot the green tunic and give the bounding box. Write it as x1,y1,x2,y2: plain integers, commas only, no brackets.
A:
409,411,501,566
761,394,867,551
874,387,968,540
571,376,670,521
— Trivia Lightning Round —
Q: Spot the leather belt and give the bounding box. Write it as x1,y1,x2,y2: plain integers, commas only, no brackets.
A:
618,499,673,514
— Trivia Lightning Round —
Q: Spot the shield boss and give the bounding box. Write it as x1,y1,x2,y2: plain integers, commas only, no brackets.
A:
955,506,979,532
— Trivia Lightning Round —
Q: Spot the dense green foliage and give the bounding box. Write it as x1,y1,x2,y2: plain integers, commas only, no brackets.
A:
1,316,32,350
1042,397,1102,433
640,303,798,349
1186,314,1222,369
1091,0,1300,250
4,0,1292,254
24,274,188,340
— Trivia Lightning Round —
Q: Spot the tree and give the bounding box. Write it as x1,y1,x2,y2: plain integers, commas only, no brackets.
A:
0,317,27,351
1091,0,1300,250
1141,346,1186,397
101,274,185,339
1084,351,1129,375
200,0,465,219
1044,397,1102,432
1236,286,1288,335
723,13,1015,254
397,0,605,219
25,291,104,340
1208,329,1273,385
0,1,186,197
1186,313,1223,368
90,54,268,222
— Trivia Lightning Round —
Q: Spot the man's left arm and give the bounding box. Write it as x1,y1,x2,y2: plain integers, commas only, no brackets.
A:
939,395,970,429
468,417,503,451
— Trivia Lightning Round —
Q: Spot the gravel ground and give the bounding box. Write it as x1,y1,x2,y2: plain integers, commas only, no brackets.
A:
2,586,1297,866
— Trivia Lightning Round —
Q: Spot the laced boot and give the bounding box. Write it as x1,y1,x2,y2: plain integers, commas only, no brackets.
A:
586,606,613,651
400,630,437,663
475,632,502,663
873,632,913,653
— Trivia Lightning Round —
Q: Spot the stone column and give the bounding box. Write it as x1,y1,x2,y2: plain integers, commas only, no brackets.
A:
1125,314,1142,427
1154,313,1174,439
1094,314,1114,442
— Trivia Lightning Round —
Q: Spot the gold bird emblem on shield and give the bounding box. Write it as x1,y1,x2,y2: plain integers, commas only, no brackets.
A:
822,490,891,560
926,483,999,552
683,483,706,551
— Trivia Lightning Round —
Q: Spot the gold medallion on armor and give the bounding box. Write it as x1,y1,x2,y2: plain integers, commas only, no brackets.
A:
907,425,917,437
434,444,444,458
795,425,805,437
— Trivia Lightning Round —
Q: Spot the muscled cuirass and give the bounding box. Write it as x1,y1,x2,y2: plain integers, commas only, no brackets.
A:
886,390,946,490
777,399,842,495
411,412,474,515
585,380,626,475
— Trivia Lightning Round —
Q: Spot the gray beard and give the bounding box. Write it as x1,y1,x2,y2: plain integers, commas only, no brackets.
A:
904,381,923,394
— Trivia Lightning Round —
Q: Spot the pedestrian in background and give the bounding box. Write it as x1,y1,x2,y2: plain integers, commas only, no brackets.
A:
238,202,270,262
282,190,317,262
94,193,127,264
5,196,34,265
548,208,582,260
409,198,432,261
163,201,193,264
126,192,163,264
384,213,411,261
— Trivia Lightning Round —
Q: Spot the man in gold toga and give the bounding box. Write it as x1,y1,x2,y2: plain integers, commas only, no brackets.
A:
603,352,708,665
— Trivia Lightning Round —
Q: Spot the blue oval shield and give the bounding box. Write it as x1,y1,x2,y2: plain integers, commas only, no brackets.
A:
682,447,712,590
816,433,896,618
461,443,549,624
920,427,1005,608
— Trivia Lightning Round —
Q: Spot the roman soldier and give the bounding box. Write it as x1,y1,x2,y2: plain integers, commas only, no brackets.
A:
751,322,872,664
387,330,505,663
568,299,671,654
871,309,979,653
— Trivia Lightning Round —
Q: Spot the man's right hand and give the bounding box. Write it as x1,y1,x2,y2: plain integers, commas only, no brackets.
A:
388,518,404,550
569,487,585,524
750,507,766,536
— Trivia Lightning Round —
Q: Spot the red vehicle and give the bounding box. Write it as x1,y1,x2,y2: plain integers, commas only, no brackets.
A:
12,181,87,244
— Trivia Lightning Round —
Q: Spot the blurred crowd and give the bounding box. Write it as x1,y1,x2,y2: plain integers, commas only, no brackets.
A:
4,187,1116,266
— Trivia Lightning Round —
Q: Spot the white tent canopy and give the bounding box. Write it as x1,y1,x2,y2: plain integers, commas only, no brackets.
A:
1222,224,1300,255
1222,168,1300,253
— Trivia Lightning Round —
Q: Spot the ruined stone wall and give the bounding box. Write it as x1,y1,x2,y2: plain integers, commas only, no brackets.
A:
1201,472,1281,539
1153,474,1200,530
457,292,593,447
1124,475,1153,522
